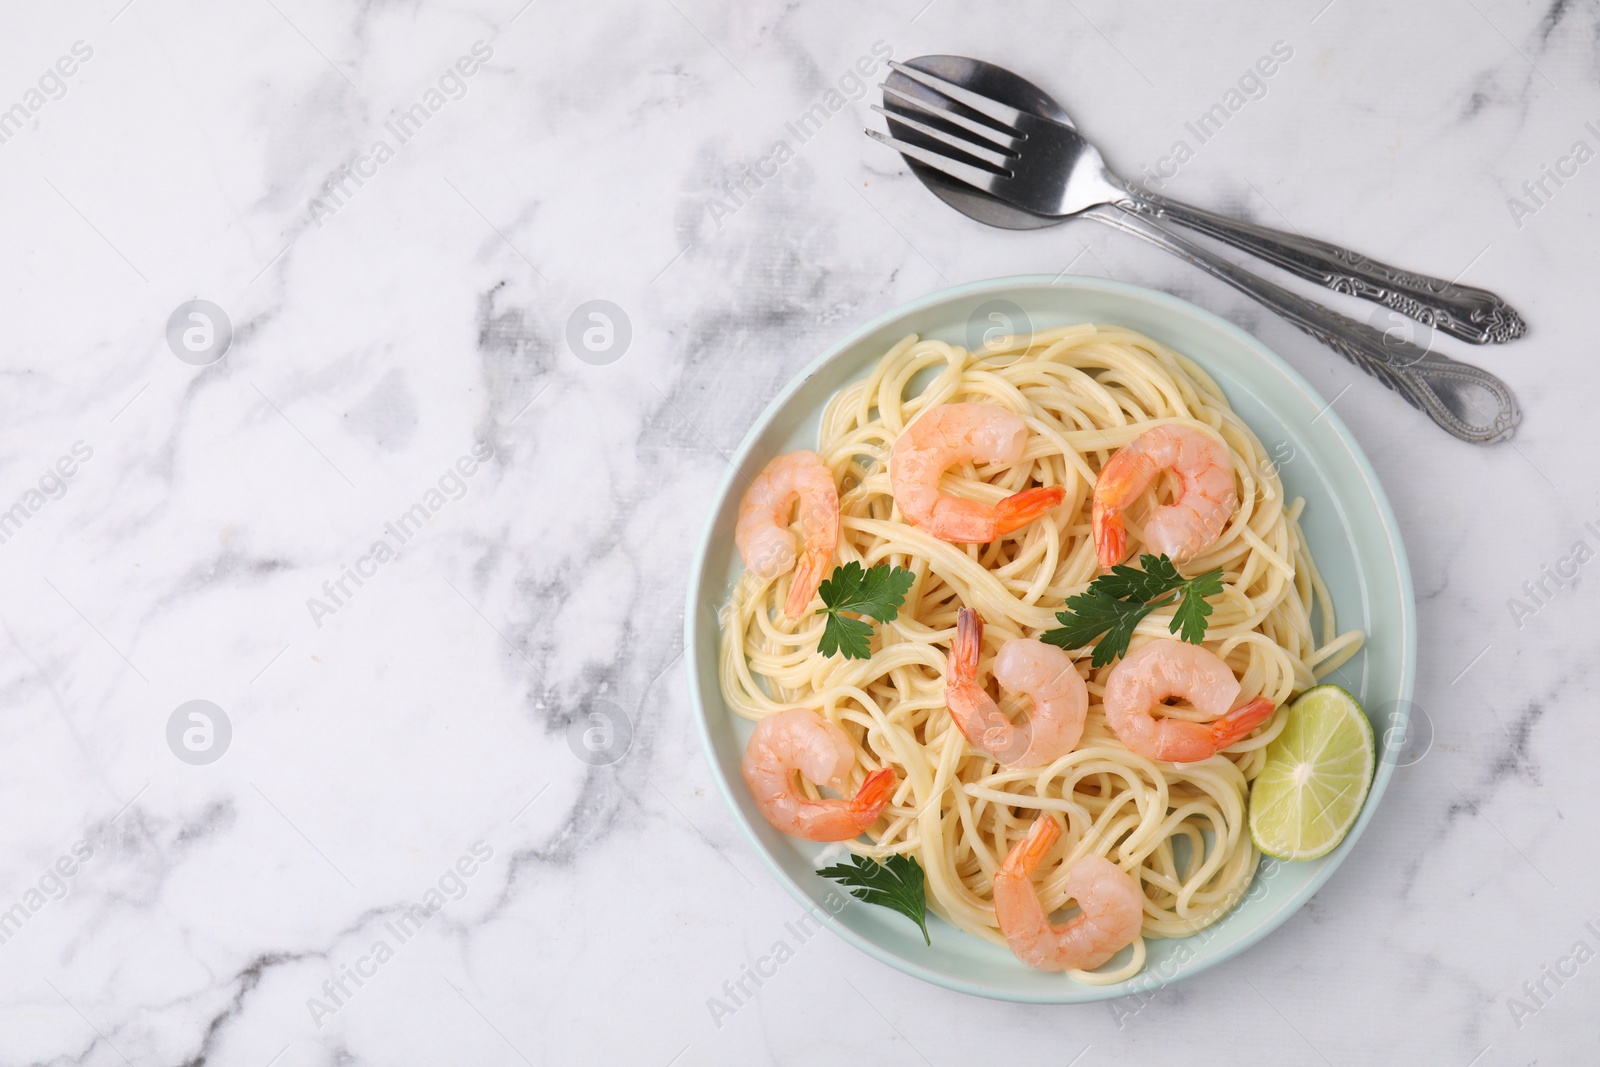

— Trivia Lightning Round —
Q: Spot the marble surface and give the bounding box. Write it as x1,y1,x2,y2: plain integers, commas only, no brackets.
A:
0,0,1595,1063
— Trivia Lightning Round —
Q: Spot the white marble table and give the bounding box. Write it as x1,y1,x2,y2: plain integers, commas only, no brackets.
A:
0,0,1593,1063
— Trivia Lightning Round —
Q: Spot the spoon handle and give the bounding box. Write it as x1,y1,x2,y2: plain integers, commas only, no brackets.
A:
1092,209,1520,444
1112,187,1525,346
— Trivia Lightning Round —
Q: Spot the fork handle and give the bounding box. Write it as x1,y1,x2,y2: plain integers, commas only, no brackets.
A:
1112,187,1525,346
1093,209,1520,443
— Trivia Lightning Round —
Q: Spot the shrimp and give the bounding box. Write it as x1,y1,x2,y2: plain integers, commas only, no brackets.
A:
890,402,1065,543
735,450,840,618
1102,639,1276,763
945,607,1087,767
741,707,897,842
993,815,1144,972
1091,423,1237,568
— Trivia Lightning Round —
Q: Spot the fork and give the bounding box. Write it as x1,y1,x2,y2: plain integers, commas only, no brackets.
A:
870,60,1525,346
864,60,1520,442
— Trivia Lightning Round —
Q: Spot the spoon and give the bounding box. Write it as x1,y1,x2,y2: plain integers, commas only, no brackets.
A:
871,55,1521,444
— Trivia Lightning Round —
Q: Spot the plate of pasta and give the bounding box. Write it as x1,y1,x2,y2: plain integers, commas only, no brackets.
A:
685,275,1414,1002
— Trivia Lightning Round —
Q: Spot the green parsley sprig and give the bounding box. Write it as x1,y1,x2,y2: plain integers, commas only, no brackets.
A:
1040,553,1224,667
817,853,930,945
815,562,916,660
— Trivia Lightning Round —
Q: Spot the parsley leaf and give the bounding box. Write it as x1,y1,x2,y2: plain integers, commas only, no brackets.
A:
815,562,916,660
1039,554,1223,666
1170,567,1225,644
1043,588,1172,667
817,853,931,945
818,614,875,660
1092,554,1184,602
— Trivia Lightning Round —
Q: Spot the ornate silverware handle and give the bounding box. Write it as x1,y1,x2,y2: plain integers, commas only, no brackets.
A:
1114,187,1526,346
1094,210,1521,443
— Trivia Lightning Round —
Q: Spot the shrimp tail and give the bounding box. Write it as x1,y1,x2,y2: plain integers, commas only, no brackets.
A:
1091,501,1125,568
848,768,897,829
946,608,987,749
952,607,983,678
994,485,1066,537
783,547,830,619
1003,814,1063,878
1209,697,1276,749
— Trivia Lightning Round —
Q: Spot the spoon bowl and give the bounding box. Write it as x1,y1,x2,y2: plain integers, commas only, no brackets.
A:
882,55,1069,231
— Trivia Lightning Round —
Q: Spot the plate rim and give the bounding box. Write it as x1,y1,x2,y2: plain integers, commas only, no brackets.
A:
683,274,1416,1003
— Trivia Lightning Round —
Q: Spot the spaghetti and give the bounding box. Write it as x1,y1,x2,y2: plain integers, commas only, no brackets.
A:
720,323,1362,982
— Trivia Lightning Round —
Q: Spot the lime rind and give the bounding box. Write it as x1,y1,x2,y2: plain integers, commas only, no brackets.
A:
1248,685,1376,862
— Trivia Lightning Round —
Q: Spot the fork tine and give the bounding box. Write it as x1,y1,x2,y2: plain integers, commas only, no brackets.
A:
870,105,1015,170
864,127,1008,195
887,61,1027,131
880,84,1023,152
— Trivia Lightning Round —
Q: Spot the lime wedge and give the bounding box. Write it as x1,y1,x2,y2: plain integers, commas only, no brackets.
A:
1248,685,1375,861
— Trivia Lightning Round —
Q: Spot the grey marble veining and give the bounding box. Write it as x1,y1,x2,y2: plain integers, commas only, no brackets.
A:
0,0,1595,1063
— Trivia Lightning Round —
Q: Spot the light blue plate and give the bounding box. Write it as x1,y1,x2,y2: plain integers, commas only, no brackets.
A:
684,276,1415,1003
